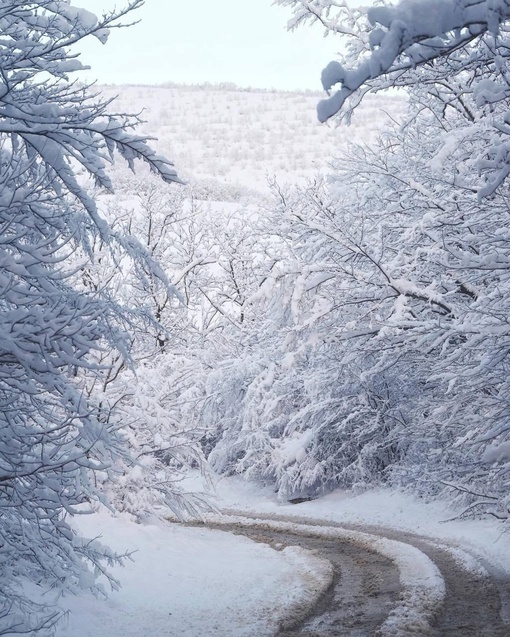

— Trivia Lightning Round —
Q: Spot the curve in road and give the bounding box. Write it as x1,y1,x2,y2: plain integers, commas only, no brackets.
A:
200,512,510,637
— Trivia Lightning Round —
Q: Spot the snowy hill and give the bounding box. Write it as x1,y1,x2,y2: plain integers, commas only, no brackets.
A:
100,82,405,194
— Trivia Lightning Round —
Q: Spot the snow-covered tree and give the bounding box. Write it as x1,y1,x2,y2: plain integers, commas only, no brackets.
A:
0,2,183,633
205,172,423,499
280,0,510,196
75,176,221,520
266,0,510,516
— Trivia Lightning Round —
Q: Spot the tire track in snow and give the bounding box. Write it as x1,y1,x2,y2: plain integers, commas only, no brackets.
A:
230,527,401,636
198,511,510,636
199,515,445,636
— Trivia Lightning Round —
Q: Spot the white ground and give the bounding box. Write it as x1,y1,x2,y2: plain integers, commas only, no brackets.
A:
46,476,510,637
52,508,331,637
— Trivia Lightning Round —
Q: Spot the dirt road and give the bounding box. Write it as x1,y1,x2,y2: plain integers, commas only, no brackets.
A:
202,513,510,637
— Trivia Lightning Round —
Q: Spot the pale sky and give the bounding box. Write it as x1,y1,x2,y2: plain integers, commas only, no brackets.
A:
77,1,372,91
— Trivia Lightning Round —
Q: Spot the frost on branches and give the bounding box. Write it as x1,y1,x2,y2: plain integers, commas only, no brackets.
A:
279,0,510,199
0,2,185,634
76,176,216,521
195,0,510,518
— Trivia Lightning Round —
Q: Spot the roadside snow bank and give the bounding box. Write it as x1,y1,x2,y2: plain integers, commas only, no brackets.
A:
50,510,333,637
369,537,445,637
204,514,445,637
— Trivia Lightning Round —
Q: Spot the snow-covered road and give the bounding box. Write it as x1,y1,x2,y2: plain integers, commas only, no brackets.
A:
194,476,510,635
202,512,509,636
42,478,510,637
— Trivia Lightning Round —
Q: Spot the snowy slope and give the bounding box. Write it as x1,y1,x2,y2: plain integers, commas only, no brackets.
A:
100,83,404,192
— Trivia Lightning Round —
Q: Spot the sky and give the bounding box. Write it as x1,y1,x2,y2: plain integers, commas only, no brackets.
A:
77,1,372,91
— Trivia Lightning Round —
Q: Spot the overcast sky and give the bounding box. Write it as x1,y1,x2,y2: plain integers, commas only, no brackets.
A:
78,1,372,91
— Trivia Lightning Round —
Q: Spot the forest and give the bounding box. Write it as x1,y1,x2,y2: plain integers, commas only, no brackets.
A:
2,0,510,634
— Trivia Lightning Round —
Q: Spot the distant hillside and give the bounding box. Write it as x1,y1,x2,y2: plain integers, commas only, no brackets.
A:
99,83,405,195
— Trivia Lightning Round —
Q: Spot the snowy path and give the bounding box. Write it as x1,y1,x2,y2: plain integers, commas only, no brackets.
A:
45,480,510,636
192,520,401,636
197,511,510,636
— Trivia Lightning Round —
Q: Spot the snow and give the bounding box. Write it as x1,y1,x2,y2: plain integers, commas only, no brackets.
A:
98,84,401,194
185,473,510,630
8,476,510,636
427,125,481,175
277,429,315,467
203,512,445,637
482,440,510,462
209,475,510,577
368,0,464,34
46,3,98,31
47,509,333,637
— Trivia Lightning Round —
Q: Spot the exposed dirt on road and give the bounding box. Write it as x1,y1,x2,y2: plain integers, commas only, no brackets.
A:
202,513,510,637
305,517,509,637
228,527,400,637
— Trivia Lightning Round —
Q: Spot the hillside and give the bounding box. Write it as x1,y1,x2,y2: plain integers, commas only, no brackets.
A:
99,83,405,195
